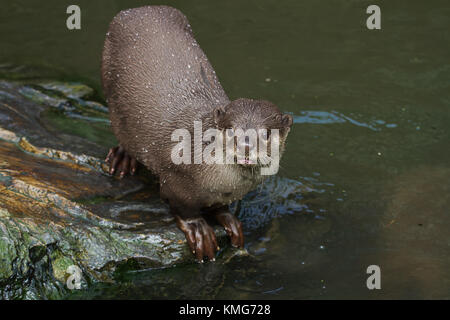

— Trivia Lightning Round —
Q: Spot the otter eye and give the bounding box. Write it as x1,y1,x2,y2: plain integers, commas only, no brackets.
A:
260,129,270,141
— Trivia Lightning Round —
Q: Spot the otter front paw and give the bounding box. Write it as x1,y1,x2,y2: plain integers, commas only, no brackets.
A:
175,216,218,263
213,211,244,248
105,146,138,178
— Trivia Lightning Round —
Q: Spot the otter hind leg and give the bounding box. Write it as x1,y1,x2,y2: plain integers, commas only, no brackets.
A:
105,145,138,178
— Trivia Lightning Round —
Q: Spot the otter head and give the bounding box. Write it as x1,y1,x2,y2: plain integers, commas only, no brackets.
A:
213,98,293,174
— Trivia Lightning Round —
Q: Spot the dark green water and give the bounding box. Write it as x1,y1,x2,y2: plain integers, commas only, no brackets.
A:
1,0,449,299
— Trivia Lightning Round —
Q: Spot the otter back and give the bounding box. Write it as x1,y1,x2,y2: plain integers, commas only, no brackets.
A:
101,5,230,173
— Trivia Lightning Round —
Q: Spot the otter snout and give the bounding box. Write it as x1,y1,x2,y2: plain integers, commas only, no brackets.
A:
236,136,258,165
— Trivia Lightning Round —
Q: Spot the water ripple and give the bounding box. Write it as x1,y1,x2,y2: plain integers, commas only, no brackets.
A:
233,176,333,230
293,110,397,131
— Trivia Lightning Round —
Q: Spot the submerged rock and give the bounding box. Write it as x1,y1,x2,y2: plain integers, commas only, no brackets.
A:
0,74,227,299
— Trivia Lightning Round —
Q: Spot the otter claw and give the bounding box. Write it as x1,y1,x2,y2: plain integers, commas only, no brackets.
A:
175,215,218,262
105,146,138,177
214,211,244,248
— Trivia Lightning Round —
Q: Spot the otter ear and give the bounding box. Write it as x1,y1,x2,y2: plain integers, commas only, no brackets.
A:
281,114,293,127
213,106,226,125
280,114,293,136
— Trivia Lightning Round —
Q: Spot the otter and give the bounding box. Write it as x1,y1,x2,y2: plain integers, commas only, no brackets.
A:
101,5,293,262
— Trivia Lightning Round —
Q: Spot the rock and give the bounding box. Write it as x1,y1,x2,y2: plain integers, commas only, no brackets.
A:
0,73,227,299
38,81,94,100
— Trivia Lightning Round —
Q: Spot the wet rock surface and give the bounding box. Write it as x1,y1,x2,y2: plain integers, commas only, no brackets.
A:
0,70,227,299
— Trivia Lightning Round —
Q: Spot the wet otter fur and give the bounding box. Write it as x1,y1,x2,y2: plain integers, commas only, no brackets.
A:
102,5,293,262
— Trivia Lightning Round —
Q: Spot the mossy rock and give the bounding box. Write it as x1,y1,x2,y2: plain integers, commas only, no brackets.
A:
0,75,228,299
